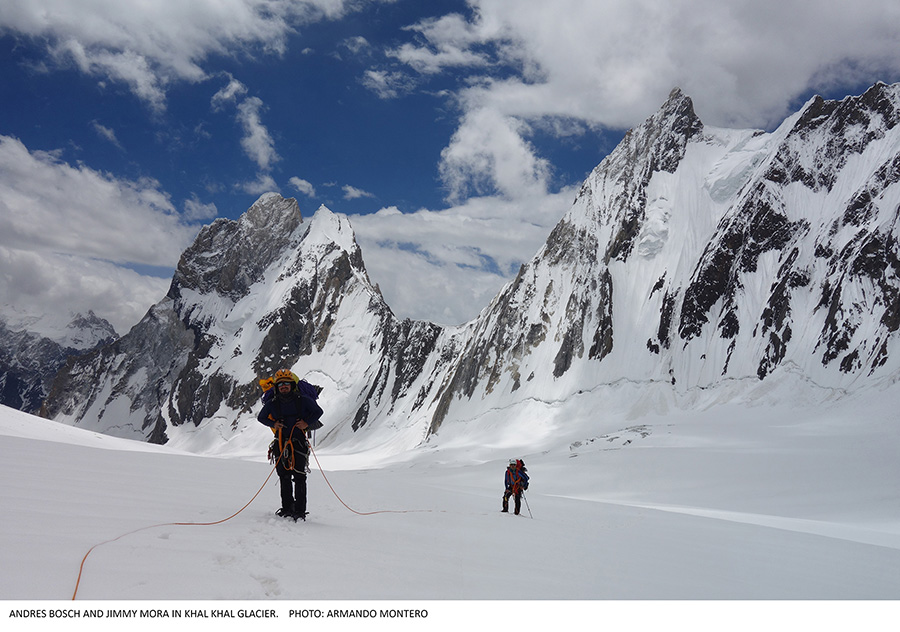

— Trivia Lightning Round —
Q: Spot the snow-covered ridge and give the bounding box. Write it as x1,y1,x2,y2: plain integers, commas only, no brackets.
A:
35,83,900,463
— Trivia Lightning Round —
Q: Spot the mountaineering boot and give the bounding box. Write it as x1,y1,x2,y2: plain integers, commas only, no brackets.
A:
275,508,293,518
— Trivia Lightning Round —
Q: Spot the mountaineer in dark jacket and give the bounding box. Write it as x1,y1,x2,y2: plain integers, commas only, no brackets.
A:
501,459,529,515
257,369,324,521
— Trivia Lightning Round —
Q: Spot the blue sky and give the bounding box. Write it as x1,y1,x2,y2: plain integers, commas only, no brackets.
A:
1,0,899,334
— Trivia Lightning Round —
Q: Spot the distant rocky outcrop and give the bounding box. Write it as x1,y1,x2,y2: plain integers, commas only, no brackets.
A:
0,311,117,413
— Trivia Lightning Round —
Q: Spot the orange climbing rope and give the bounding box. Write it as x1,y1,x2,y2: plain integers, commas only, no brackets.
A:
71,460,280,600
308,444,439,517
71,439,438,600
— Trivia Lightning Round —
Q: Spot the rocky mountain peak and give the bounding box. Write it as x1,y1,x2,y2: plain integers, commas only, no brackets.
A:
62,311,118,349
620,86,704,174
242,191,303,233
170,194,303,302
564,86,706,266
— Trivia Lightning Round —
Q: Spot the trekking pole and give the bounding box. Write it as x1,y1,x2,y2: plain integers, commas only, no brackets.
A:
522,492,533,519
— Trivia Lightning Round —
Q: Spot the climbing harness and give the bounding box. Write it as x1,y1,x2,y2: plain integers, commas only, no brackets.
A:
273,424,309,472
